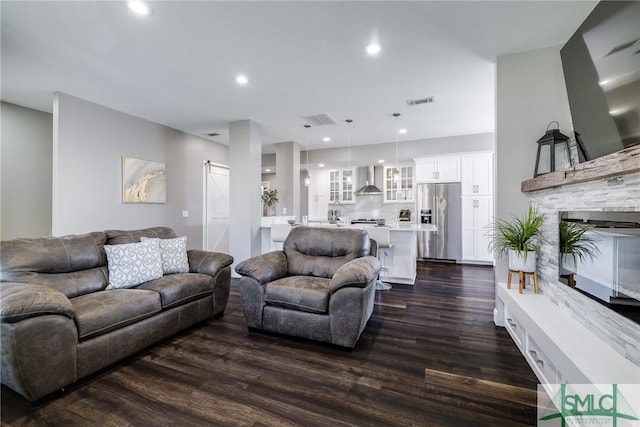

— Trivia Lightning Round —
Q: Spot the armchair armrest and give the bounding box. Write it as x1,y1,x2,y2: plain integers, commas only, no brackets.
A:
187,250,234,277
235,251,289,284
328,256,381,293
1,282,75,323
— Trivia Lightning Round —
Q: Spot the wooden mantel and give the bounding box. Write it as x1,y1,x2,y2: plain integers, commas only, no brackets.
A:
521,145,640,192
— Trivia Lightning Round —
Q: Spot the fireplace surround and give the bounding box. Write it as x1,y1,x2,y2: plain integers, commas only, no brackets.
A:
559,210,640,325
521,147,640,365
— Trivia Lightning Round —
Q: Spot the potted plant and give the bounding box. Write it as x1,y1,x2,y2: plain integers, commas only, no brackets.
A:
261,188,279,216
488,204,545,272
559,220,600,274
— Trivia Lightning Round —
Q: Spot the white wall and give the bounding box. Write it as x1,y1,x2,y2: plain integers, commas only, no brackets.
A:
52,93,228,248
1,102,53,239
495,46,573,278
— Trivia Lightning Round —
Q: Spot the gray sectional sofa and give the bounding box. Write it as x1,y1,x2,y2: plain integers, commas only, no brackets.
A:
0,227,233,402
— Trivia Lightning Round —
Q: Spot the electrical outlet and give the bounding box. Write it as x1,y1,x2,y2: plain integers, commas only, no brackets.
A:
282,208,287,214
182,210,189,218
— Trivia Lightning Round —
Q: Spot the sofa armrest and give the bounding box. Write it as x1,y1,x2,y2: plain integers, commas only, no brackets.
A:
187,250,234,277
0,282,75,323
235,251,289,284
328,256,381,293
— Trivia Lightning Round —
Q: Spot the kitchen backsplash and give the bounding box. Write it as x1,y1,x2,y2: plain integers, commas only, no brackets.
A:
328,195,414,222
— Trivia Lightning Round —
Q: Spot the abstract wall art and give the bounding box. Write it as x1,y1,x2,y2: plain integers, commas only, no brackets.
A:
122,157,167,203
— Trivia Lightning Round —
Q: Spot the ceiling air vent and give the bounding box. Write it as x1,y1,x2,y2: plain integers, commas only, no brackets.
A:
303,113,337,126
406,96,435,106
205,132,220,137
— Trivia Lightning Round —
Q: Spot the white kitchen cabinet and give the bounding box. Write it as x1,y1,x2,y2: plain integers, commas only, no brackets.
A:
383,164,414,202
308,169,329,221
380,228,417,285
414,156,461,183
328,168,356,204
461,153,493,196
461,196,492,262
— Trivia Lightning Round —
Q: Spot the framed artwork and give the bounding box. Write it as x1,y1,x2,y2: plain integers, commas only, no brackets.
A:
122,157,167,203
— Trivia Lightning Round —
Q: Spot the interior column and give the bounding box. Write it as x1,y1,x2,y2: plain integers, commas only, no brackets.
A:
229,120,262,275
275,141,300,220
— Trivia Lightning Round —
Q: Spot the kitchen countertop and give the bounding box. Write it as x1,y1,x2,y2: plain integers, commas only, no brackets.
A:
261,222,436,232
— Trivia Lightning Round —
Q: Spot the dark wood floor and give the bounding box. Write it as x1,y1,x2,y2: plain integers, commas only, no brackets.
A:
1,262,538,426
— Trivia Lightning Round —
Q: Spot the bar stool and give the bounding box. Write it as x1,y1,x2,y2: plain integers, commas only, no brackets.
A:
271,223,291,251
366,226,393,291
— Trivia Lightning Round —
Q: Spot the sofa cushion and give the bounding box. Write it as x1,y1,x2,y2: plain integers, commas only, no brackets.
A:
265,276,331,314
141,236,189,274
71,289,161,340
136,273,214,309
0,232,107,278
0,232,108,295
104,240,163,289
0,267,109,299
105,227,178,245
284,227,370,278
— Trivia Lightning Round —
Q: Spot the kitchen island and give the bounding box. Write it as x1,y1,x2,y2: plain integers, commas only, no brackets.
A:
260,222,436,285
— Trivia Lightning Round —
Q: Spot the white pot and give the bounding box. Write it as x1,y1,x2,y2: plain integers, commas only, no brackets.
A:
561,253,577,274
508,249,537,272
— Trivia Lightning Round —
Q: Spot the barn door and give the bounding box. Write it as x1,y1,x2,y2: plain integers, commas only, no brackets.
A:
203,161,229,253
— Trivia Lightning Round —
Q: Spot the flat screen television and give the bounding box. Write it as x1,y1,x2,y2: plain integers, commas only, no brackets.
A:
560,0,640,162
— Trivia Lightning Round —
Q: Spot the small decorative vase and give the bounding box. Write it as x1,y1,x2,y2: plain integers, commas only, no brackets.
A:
508,249,537,272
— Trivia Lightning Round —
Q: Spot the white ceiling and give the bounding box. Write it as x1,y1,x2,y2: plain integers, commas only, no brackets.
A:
1,1,597,153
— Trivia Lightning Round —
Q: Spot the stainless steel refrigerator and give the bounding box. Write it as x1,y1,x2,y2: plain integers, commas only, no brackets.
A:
416,183,462,261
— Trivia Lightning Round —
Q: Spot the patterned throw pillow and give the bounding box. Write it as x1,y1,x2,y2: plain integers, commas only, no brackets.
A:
141,236,189,274
104,239,163,289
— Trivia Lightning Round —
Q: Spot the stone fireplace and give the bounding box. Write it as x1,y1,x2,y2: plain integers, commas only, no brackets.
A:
522,147,640,365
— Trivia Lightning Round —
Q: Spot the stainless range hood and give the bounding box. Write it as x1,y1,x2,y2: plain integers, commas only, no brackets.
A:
355,166,382,195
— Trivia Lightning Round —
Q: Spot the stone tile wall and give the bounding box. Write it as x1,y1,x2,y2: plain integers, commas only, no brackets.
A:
529,171,640,365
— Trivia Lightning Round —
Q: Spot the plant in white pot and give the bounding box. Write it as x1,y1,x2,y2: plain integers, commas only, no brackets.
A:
489,204,546,273
559,219,600,275
261,188,279,217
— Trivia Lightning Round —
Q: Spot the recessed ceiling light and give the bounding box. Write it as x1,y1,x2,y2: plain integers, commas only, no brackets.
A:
128,1,153,16
365,42,381,56
235,74,249,86
323,137,331,142
398,129,407,134
318,163,325,168
378,159,385,164
609,108,627,116
265,168,271,172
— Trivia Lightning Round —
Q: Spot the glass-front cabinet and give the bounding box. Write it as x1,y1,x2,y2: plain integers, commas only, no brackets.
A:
383,164,414,202
329,169,355,203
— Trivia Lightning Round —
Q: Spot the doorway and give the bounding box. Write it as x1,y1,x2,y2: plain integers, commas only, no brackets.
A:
203,161,229,253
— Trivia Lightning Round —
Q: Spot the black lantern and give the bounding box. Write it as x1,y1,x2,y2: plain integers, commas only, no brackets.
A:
534,121,572,177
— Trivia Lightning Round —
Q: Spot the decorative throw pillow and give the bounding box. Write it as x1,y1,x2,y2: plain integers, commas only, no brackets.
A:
141,236,189,274
104,239,163,289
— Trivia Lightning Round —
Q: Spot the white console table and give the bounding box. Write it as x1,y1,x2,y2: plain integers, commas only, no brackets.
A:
494,282,639,396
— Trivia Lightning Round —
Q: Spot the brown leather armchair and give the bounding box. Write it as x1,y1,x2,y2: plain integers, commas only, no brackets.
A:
235,226,381,348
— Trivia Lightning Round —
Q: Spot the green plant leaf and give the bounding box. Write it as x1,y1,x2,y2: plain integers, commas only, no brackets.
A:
261,188,279,206
487,204,546,257
559,220,601,262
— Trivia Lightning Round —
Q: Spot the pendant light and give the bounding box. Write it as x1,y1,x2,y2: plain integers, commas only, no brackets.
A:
345,119,352,183
392,113,401,187
304,125,311,187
